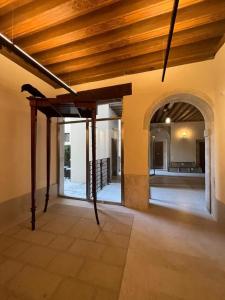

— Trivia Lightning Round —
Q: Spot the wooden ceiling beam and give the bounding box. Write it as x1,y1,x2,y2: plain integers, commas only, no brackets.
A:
14,0,218,54
61,52,214,86
33,2,225,65
172,103,191,121
0,0,120,39
58,38,218,86
0,0,32,16
167,103,183,119
47,20,225,75
155,107,166,123
174,105,195,120
182,110,203,121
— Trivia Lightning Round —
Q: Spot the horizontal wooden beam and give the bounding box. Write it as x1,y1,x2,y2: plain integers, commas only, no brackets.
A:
48,20,225,75
57,83,132,104
0,0,119,38
28,83,132,107
0,0,32,16
14,0,205,54
33,1,225,65
57,38,218,86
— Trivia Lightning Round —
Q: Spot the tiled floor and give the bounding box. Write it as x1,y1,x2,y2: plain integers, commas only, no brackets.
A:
0,203,133,300
64,180,121,203
1,198,225,300
150,175,207,216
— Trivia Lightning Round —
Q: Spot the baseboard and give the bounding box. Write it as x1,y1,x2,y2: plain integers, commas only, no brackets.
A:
0,184,58,233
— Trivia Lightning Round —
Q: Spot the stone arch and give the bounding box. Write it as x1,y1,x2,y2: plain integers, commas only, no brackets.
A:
145,92,215,215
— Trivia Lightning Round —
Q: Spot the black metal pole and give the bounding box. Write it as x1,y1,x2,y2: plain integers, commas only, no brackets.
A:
91,109,100,225
44,117,51,212
30,101,37,230
162,0,179,82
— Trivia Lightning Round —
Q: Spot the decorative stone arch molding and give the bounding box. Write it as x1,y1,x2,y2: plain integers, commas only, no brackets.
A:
144,91,215,216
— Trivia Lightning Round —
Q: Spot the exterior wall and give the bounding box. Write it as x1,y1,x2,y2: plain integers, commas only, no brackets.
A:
70,104,116,183
170,121,205,163
0,55,58,205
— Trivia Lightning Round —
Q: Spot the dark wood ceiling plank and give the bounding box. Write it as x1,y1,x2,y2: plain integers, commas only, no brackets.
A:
58,38,218,85
0,0,120,38
167,103,182,119
182,110,204,121
172,103,192,121
156,107,166,122
0,0,33,16
33,2,225,65
61,52,214,86
14,0,210,54
47,20,225,74
174,104,196,120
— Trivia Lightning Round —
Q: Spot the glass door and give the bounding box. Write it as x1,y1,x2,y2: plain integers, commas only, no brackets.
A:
59,117,122,204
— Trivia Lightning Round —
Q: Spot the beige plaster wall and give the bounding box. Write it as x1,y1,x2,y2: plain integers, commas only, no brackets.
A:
0,55,58,204
170,121,205,163
213,44,225,205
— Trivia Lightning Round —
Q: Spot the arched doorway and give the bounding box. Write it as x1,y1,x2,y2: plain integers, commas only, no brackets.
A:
148,93,214,216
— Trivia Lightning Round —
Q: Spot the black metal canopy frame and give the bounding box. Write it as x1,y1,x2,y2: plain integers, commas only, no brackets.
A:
162,0,179,82
24,83,132,230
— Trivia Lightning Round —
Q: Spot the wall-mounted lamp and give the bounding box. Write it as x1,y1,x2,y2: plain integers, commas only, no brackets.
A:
181,131,187,138
165,117,171,124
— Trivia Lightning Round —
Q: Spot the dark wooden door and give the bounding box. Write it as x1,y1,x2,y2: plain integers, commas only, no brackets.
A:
199,141,205,173
153,141,163,169
111,138,117,176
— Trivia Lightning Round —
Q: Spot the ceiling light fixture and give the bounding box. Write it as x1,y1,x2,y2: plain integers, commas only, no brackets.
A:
165,117,171,124
0,33,77,95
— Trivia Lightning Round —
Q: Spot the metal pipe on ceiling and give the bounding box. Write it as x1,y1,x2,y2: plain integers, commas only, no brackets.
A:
162,0,179,82
0,33,78,96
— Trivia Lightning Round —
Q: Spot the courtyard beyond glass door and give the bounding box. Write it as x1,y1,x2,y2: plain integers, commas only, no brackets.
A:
59,114,122,204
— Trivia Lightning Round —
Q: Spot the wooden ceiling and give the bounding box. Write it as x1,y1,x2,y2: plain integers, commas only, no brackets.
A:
0,0,225,86
151,102,204,123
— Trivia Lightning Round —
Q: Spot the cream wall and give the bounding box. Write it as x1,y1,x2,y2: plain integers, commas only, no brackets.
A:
170,121,205,162
0,55,58,204
213,45,225,206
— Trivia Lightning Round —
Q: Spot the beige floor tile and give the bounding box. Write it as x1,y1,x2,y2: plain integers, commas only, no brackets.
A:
101,246,127,267
2,241,30,259
47,253,84,277
0,285,11,300
8,265,62,300
0,255,6,265
0,236,16,253
69,239,105,259
78,260,123,291
14,228,56,246
41,218,76,234
51,278,95,300
49,235,74,251
94,288,119,300
96,231,130,249
67,219,102,241
3,225,21,236
0,260,23,285
103,222,132,236
18,245,57,268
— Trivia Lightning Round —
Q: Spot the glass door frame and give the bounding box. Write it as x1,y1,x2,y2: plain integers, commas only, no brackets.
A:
57,117,124,205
